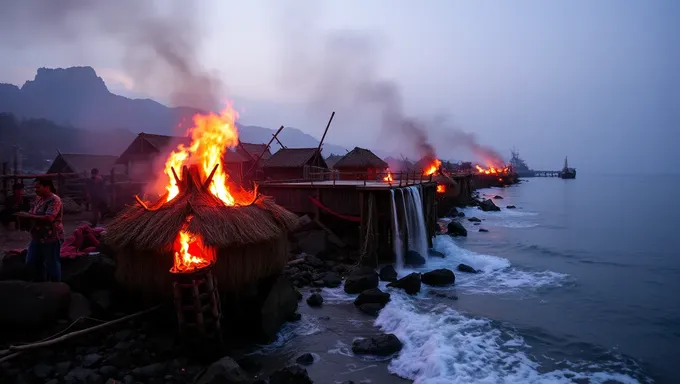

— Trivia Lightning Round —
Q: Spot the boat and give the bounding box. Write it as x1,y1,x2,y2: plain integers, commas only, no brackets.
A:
509,148,536,177
559,156,576,179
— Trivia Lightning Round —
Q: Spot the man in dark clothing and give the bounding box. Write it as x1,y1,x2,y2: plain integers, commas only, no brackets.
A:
85,168,107,227
15,178,64,282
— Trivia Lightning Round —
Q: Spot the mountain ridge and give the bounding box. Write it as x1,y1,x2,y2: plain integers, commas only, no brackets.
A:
0,66,348,156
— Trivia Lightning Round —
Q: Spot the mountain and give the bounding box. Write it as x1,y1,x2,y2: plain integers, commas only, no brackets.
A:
0,66,348,156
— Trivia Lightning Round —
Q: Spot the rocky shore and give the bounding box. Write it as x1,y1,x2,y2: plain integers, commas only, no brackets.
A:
0,193,503,384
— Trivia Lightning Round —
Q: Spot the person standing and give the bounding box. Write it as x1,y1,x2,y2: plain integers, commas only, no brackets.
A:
85,168,107,227
15,178,64,282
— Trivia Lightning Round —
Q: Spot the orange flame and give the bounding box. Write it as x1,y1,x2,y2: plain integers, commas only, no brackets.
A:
164,105,240,205
436,184,446,193
424,159,442,176
475,164,509,175
383,170,393,182
171,229,214,273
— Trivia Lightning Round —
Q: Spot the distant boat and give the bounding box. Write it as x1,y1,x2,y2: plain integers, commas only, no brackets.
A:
509,148,536,177
559,156,576,179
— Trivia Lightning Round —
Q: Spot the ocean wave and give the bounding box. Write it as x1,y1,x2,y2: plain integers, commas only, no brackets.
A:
251,314,323,355
375,294,648,384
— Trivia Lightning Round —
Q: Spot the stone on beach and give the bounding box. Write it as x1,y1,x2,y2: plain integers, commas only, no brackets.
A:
0,281,71,328
352,334,403,356
344,267,379,294
295,353,315,365
387,273,421,295
428,249,446,258
306,293,323,307
468,217,482,223
378,265,398,282
447,221,468,237
269,364,313,384
507,205,516,209
321,272,342,288
457,264,478,273
479,199,501,212
354,288,390,307
405,250,426,266
195,356,251,384
479,228,489,232
422,269,456,286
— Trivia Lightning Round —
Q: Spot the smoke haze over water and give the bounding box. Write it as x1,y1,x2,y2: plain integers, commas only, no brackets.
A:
0,0,222,111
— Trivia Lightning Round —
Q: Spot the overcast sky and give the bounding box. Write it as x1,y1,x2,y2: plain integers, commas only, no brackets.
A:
0,0,678,173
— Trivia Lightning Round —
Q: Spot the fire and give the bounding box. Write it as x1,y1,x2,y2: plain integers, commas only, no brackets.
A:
383,170,393,182
171,229,213,273
436,184,446,193
424,159,442,176
475,164,509,175
164,105,240,205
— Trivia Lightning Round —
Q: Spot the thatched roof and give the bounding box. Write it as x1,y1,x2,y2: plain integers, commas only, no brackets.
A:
116,133,191,164
105,165,299,252
238,142,272,162
325,154,344,169
264,148,326,168
47,153,118,175
333,147,388,169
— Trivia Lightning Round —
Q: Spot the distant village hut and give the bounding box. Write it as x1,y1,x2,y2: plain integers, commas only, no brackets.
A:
47,153,119,176
325,154,343,169
236,142,273,181
333,147,388,181
115,133,190,181
261,148,328,181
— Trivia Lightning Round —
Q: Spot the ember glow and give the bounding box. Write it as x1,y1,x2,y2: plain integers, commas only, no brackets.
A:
436,184,446,193
475,164,509,175
383,170,393,182
424,159,442,176
164,105,240,205
171,229,213,273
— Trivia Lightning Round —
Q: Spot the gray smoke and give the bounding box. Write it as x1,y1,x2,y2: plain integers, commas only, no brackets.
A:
0,0,221,110
273,3,502,164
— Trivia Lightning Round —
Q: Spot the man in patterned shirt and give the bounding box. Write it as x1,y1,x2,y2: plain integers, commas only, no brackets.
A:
15,178,64,282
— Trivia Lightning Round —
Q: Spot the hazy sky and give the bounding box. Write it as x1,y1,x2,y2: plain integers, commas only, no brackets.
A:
1,0,678,173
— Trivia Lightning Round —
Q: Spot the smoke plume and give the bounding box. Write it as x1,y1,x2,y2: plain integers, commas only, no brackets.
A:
0,0,221,111
273,3,502,164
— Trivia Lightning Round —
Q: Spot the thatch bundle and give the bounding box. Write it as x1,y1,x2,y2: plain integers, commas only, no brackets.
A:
105,164,299,302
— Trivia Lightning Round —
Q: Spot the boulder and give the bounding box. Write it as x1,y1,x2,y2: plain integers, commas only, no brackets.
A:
294,230,327,257
68,292,92,322
405,250,426,266
428,250,446,258
269,364,312,384
378,265,398,282
456,264,478,274
0,250,27,280
195,356,251,384
479,199,501,212
422,269,455,286
295,353,314,366
352,334,403,356
306,293,323,307
387,273,421,295
344,268,379,294
468,217,481,223
321,272,342,288
493,195,503,199
260,276,299,342
457,211,466,218
479,228,489,233
447,221,467,237
61,254,115,295
0,281,70,328
353,288,390,307
506,205,516,209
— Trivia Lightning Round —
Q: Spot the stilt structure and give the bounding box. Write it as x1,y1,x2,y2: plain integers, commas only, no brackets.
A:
170,265,223,345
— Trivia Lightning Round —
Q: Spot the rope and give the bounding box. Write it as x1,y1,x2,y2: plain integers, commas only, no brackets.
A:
355,193,376,268
308,196,361,222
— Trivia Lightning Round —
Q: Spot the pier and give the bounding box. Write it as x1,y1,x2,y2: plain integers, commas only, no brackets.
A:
532,170,560,177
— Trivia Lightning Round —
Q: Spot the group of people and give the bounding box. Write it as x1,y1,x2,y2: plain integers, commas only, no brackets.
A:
0,168,107,282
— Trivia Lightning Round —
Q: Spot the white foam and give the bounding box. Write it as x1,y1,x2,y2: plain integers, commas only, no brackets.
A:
375,294,644,384
252,314,322,355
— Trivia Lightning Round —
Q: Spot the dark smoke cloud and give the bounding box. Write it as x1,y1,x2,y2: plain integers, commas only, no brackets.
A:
0,0,221,111
273,3,502,164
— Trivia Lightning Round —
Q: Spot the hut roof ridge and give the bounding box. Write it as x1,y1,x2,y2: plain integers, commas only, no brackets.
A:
333,147,388,169
264,147,320,168
50,153,118,175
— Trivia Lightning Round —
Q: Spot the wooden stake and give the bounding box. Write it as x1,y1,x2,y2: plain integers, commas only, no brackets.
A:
202,164,220,190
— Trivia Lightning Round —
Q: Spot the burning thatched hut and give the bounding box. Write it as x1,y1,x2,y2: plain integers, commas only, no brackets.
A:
105,163,299,303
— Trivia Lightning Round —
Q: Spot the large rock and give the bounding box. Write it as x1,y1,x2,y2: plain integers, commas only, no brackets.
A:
422,269,455,286
306,293,323,307
61,254,115,295
344,267,379,294
378,265,398,282
269,364,313,384
479,199,501,212
260,276,299,342
387,273,421,295
0,250,27,280
321,272,342,288
468,217,481,223
294,229,327,256
0,281,70,328
428,249,446,258
195,356,251,384
352,334,403,356
404,250,426,266
354,288,390,307
447,221,467,237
